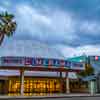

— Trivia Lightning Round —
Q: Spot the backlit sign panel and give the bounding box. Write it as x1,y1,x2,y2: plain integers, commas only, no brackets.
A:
1,56,24,66
24,57,32,66
0,56,85,70
52,59,60,67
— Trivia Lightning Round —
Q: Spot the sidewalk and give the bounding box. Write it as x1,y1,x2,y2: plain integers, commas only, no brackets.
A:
0,94,100,99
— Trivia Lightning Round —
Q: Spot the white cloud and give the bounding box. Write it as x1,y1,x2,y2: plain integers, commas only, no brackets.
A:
1,1,100,59
19,5,51,25
80,21,100,35
76,45,100,56
15,4,78,42
2,0,11,7
0,6,7,12
57,44,100,58
15,4,52,39
15,4,100,44
16,5,51,27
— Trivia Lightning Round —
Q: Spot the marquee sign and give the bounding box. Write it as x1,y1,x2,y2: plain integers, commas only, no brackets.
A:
0,56,85,70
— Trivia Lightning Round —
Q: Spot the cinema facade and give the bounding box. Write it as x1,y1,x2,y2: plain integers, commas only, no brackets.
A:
0,40,86,96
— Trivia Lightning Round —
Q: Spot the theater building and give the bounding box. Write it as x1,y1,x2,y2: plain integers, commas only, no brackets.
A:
0,40,85,96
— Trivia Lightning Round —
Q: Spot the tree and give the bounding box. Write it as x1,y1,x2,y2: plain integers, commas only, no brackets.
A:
0,11,17,45
78,63,94,78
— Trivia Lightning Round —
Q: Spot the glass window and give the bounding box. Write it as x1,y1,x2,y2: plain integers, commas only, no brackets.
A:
8,78,61,95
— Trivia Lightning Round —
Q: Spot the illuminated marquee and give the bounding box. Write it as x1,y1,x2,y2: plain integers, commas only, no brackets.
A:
0,56,85,70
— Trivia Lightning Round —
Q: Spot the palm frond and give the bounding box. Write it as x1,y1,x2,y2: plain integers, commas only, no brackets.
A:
0,11,14,23
0,11,17,45
0,22,4,31
2,21,17,36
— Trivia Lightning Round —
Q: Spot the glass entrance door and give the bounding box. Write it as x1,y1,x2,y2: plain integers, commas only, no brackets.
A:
0,80,5,95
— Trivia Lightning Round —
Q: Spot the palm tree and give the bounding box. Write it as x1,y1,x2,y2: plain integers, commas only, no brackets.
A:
0,11,17,45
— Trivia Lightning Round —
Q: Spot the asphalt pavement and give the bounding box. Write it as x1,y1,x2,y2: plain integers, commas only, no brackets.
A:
30,97,100,100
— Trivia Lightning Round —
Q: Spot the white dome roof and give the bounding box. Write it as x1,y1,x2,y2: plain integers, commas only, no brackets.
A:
0,40,65,59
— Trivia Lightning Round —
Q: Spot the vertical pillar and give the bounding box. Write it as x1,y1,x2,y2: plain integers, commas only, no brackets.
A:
66,72,70,93
20,69,24,96
90,80,96,95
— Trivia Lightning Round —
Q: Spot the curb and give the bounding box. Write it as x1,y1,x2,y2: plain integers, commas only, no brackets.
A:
0,94,100,99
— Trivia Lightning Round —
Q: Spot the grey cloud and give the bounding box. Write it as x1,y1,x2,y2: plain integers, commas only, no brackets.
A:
1,0,100,47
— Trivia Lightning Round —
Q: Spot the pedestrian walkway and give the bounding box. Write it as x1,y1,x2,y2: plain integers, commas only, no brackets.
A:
0,93,100,99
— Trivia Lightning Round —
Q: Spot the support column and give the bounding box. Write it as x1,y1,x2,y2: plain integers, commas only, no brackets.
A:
90,80,96,95
20,69,24,96
66,72,70,93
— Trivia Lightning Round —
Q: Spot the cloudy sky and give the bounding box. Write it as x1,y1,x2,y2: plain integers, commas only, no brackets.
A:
0,0,100,58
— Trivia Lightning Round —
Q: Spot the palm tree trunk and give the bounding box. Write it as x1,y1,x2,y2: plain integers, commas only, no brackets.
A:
0,32,4,45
